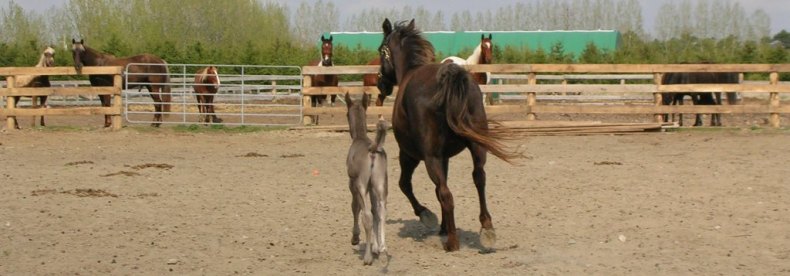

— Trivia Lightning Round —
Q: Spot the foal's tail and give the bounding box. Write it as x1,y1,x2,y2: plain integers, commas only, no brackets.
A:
435,63,519,163
370,116,389,153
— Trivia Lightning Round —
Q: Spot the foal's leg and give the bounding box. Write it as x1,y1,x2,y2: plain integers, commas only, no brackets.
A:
349,179,361,246
371,158,388,254
353,177,375,265
424,156,458,251
398,152,437,229
469,143,496,250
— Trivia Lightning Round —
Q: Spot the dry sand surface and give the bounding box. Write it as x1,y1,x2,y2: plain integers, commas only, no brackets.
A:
1,123,789,275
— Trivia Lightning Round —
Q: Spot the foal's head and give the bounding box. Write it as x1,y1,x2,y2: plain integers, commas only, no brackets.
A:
345,92,370,139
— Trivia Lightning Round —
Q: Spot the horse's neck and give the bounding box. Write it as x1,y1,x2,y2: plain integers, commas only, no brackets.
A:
35,54,48,67
466,45,482,64
83,47,113,66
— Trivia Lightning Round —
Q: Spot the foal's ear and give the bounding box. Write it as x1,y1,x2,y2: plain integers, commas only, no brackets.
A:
362,93,370,109
382,18,392,35
345,92,353,108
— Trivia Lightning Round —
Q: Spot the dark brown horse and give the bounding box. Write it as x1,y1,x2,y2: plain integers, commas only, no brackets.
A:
378,19,518,252
71,39,172,127
10,46,55,128
194,66,222,124
362,58,395,106
308,35,338,107
661,70,739,126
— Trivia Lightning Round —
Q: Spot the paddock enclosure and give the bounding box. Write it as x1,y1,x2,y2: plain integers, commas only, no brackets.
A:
3,63,789,129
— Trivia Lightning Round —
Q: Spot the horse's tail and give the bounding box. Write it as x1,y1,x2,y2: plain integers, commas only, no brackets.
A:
161,62,172,113
435,63,520,163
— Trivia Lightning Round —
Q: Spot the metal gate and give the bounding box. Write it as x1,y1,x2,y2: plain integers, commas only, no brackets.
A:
124,64,303,126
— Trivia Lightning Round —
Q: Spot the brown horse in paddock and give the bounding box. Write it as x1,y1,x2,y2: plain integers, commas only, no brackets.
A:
378,19,519,252
71,39,172,127
362,58,395,106
661,70,739,126
9,46,55,128
344,92,388,265
193,66,222,124
308,35,339,107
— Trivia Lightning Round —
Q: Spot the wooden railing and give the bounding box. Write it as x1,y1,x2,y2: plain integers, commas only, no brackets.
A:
0,66,124,130
302,64,790,127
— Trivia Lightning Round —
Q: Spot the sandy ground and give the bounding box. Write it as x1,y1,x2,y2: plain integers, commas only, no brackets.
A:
1,119,789,274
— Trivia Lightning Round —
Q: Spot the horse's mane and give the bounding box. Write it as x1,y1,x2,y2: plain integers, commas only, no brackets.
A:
195,67,210,83
391,20,435,70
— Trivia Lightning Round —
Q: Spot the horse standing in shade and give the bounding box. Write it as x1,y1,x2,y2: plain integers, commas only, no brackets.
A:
661,70,739,126
8,46,55,128
71,39,172,127
193,66,222,124
378,19,518,252
362,58,395,106
441,34,494,103
345,92,388,265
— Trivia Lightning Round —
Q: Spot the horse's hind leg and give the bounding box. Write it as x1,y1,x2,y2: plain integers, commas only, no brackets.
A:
149,86,163,127
98,94,112,128
398,152,437,229
39,96,47,126
370,160,388,254
470,143,496,250
424,156,458,251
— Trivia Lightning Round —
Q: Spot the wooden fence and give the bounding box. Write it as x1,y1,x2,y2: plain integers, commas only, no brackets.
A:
302,64,790,127
0,66,123,130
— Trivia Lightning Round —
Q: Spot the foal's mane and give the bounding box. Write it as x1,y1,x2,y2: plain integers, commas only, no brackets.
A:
391,20,435,71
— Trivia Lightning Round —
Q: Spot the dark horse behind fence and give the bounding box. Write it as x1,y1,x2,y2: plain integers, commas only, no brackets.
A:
661,69,739,127
71,39,172,127
194,66,222,124
362,58,395,106
378,19,519,252
308,35,339,107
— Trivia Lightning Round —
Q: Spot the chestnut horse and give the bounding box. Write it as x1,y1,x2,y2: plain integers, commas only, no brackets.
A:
378,19,518,252
71,39,172,127
194,66,222,124
361,58,395,106
10,46,55,128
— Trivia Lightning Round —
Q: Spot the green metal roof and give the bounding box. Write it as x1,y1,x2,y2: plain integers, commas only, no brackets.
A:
322,30,621,58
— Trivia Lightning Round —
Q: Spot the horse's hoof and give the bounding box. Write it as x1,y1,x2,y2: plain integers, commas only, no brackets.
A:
151,123,161,128
443,240,460,252
363,252,373,265
479,227,497,250
419,209,439,230
351,235,360,245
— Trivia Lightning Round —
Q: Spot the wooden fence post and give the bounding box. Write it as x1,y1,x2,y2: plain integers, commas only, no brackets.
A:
5,76,16,129
769,72,781,128
113,74,123,130
302,75,313,125
653,73,664,123
527,73,537,120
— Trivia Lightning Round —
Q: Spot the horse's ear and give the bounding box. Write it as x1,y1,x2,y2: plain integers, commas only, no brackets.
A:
329,35,333,42
345,92,352,108
362,93,370,109
488,33,492,40
481,34,485,40
382,18,392,35
407,19,415,30
321,34,326,41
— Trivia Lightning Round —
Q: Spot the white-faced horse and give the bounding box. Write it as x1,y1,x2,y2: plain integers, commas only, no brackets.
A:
10,46,55,128
345,92,388,265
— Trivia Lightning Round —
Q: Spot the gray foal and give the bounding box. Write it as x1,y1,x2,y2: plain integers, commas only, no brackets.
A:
345,93,388,265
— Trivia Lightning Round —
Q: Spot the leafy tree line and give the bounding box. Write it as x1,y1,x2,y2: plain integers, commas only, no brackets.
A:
0,0,786,72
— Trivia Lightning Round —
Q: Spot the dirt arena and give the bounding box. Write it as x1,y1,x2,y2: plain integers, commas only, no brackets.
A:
1,114,789,274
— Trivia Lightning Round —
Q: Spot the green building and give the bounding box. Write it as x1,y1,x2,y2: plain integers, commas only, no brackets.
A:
322,30,621,59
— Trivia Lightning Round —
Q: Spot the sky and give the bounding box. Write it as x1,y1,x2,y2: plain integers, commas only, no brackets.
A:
3,0,789,34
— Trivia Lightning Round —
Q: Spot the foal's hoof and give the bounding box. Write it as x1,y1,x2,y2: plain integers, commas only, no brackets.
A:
419,209,439,230
479,227,497,251
351,235,360,245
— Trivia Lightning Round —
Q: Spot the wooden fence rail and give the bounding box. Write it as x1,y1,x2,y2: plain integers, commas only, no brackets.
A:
302,63,790,127
0,66,123,130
